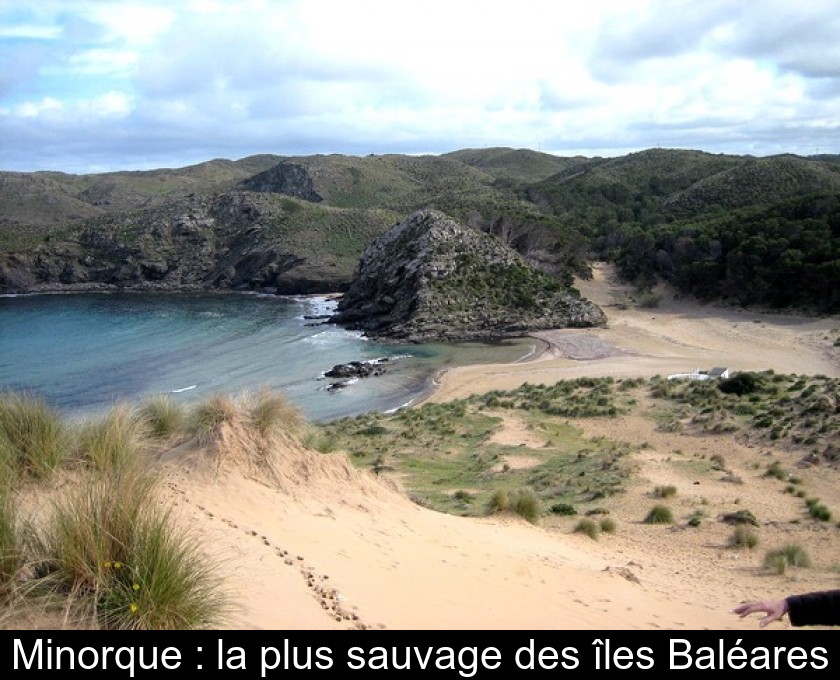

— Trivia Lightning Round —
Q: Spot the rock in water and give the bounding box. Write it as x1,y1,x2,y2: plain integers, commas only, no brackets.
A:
330,208,606,342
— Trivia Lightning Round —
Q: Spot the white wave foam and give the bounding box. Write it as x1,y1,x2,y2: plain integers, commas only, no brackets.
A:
170,384,197,393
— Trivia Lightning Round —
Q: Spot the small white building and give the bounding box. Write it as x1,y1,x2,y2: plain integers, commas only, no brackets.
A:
667,366,730,381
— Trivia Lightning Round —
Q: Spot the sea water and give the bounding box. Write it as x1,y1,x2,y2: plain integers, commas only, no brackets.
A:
0,292,536,423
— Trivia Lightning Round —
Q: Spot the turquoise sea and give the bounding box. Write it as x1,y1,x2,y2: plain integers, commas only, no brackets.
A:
0,292,537,423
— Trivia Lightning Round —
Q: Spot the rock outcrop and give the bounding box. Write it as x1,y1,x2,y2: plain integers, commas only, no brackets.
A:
330,209,606,342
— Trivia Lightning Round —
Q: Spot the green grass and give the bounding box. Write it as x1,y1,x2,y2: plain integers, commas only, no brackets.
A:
317,387,637,518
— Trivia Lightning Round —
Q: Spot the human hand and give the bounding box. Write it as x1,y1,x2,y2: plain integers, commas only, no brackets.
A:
732,599,789,627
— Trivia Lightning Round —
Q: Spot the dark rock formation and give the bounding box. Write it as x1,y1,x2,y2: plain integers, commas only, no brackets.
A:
238,162,323,202
0,192,346,295
329,208,606,342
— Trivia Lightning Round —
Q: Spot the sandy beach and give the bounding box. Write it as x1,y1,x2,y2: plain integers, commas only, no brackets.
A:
135,263,838,632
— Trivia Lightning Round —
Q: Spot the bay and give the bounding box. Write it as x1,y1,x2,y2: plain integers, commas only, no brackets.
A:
0,292,537,423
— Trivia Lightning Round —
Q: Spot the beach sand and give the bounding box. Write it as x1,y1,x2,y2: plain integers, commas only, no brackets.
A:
148,263,839,631
17,263,840,631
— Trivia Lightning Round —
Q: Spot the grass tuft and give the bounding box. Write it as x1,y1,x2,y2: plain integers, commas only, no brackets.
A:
727,526,759,549
0,391,68,480
643,504,674,524
139,395,185,439
762,543,812,574
574,518,600,539
75,403,147,472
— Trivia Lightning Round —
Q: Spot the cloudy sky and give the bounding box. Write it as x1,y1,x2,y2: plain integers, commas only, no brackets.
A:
1,0,838,173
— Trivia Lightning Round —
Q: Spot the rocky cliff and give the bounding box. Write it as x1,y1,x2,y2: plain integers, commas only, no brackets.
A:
330,209,606,342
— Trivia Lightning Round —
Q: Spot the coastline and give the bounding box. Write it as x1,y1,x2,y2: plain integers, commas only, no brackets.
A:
417,264,840,406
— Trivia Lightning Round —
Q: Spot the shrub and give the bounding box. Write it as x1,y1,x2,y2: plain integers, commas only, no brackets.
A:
574,518,600,539
728,526,759,549
549,503,577,516
722,509,758,526
807,502,832,521
0,391,67,480
687,510,705,527
718,372,761,395
764,461,786,480
644,504,674,524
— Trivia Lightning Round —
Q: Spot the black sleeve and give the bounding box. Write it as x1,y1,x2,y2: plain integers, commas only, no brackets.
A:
786,589,840,627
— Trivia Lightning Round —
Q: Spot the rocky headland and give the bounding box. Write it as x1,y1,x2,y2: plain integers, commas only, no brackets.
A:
329,209,606,342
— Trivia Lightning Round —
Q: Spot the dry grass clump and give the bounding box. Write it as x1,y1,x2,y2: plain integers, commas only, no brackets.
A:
0,388,237,630
186,390,309,481
652,484,677,498
139,394,185,439
0,391,68,480
247,388,304,438
574,518,601,540
0,486,23,599
486,488,541,524
31,466,227,629
644,504,674,524
75,403,148,472
727,526,759,549
762,544,812,575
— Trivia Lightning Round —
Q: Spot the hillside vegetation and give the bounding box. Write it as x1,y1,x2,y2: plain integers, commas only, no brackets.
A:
1,147,839,311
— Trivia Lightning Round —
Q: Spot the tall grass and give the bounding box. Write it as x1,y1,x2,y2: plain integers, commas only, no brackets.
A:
0,486,23,598
139,394,185,439
486,488,541,523
247,389,304,438
32,465,227,629
762,544,812,575
188,393,240,445
75,403,147,472
0,391,67,480
33,466,159,597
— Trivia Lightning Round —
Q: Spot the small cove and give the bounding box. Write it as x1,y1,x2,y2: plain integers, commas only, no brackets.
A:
0,291,536,423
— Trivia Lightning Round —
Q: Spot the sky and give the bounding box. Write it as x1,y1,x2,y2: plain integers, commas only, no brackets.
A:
1,0,838,174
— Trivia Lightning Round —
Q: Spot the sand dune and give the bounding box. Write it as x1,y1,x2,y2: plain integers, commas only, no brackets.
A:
155,264,839,631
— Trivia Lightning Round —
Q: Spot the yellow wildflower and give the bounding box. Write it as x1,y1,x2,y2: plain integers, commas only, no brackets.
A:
130,603,139,613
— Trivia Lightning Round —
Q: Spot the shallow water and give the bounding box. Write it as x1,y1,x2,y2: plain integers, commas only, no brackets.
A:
0,292,536,423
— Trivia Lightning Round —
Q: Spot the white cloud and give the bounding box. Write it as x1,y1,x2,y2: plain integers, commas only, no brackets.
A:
0,0,838,171
15,96,63,117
